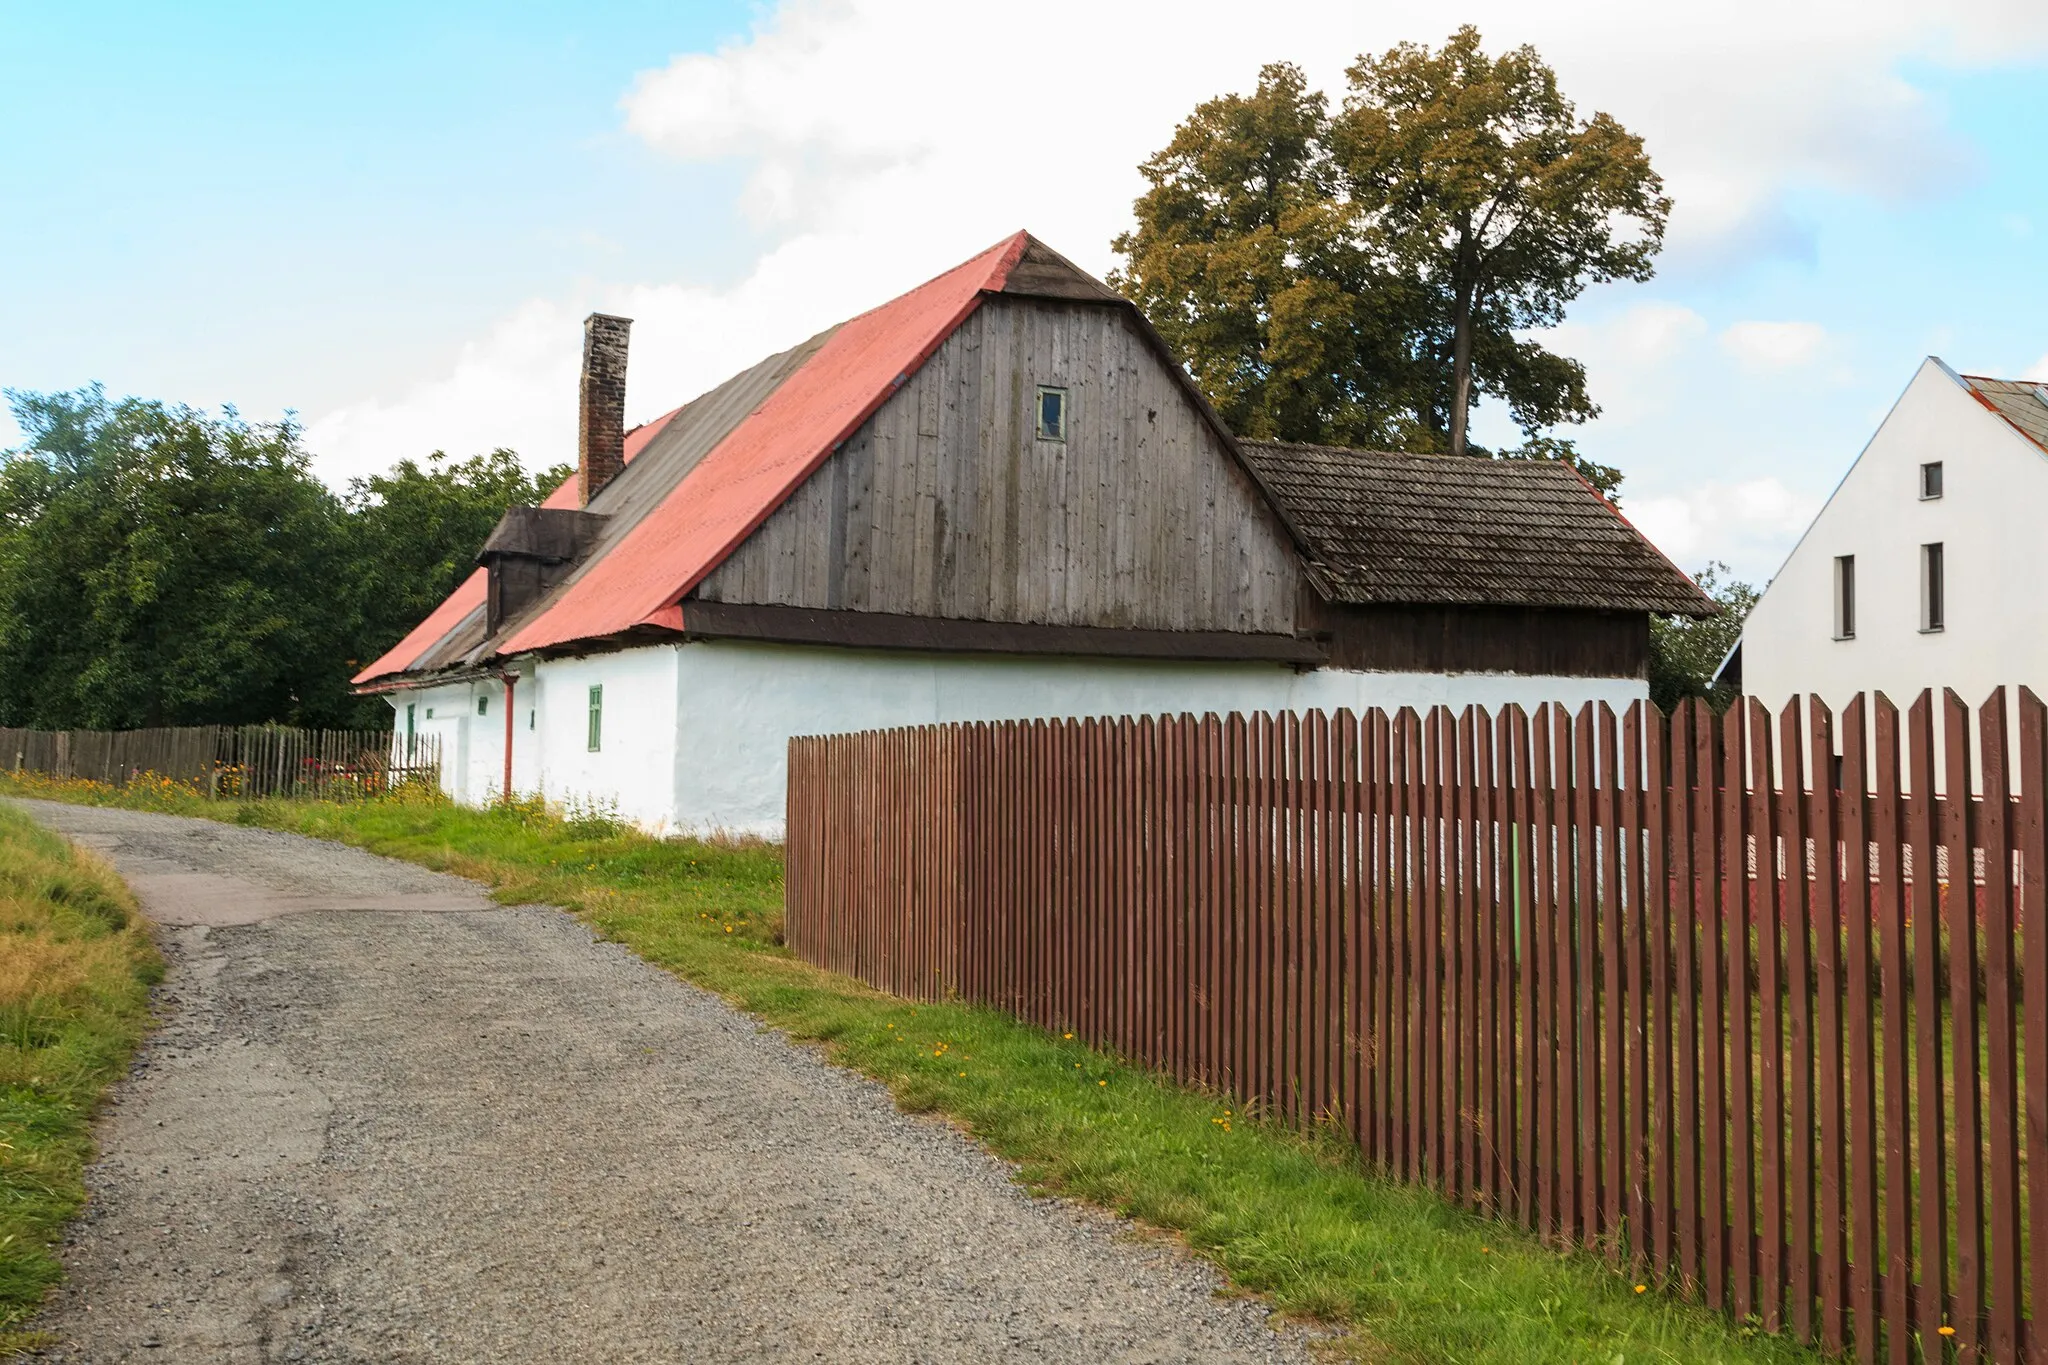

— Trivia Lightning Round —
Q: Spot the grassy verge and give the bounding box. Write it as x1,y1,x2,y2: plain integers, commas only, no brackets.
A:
0,803,162,1354
0,775,1822,1363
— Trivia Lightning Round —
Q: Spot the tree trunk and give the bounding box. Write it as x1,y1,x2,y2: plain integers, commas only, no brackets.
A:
1448,230,1477,457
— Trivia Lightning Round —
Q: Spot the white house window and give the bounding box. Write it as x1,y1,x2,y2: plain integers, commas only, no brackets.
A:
477,694,489,717
1035,386,1068,442
406,703,416,739
587,684,604,752
425,707,434,719
1834,554,1856,640
1920,461,1944,499
1921,542,1945,632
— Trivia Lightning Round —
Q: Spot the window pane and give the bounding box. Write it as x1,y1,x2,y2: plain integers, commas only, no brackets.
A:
587,684,604,751
1923,543,1944,631
1036,387,1066,440
1835,554,1856,639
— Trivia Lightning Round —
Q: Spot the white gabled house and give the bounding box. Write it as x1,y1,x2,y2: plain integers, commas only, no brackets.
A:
355,232,1712,836
1729,358,2048,713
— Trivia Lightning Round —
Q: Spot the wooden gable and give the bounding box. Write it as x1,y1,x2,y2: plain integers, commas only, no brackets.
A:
691,293,1302,637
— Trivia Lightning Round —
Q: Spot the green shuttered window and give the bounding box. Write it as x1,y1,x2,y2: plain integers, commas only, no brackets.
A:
587,684,604,752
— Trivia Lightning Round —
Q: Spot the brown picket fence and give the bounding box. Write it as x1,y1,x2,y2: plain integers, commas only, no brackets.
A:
786,690,2048,1362
0,724,439,800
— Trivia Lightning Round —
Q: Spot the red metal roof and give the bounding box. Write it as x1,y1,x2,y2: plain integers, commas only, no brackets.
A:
351,406,681,684
500,233,1028,655
356,232,1037,684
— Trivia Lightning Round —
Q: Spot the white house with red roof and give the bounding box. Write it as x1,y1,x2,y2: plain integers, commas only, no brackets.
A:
1728,357,2048,712
356,233,1710,836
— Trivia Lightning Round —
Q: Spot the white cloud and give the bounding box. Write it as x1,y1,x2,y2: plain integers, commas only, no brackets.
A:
304,299,579,485
1543,301,1709,429
302,0,2048,499
1720,321,1830,373
1628,477,1822,582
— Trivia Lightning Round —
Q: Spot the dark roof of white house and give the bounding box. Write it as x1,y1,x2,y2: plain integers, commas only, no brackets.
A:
1960,374,2048,453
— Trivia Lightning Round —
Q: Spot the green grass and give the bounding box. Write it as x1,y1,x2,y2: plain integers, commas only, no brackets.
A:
0,803,162,1354
0,776,1826,1363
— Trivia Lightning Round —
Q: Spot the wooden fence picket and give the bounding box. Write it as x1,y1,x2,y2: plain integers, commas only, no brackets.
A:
783,692,2048,1360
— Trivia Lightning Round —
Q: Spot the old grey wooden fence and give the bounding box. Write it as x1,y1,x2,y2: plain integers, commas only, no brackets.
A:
0,725,439,800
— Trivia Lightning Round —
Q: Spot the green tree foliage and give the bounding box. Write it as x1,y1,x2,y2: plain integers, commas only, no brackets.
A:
0,388,566,730
1649,561,1759,713
1108,66,1422,449
1336,28,1669,458
1114,28,1667,496
0,388,352,727
343,449,571,678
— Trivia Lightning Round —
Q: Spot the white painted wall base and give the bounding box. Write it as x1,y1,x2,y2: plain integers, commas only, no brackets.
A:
387,640,1646,840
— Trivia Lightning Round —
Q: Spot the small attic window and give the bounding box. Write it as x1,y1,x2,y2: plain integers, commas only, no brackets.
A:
1035,386,1068,442
1920,461,1944,499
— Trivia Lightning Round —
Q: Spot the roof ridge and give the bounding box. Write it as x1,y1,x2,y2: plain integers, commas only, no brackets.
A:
492,231,1036,657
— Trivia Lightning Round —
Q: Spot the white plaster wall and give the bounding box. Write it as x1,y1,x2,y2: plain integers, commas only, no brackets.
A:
382,643,1646,836
1742,358,2048,717
667,640,1647,839
528,648,681,831
382,680,489,802
501,665,540,797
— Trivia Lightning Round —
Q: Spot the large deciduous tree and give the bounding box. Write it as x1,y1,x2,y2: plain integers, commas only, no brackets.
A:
1114,28,1667,493
1336,26,1668,459
0,388,568,730
0,388,352,728
1109,65,1424,449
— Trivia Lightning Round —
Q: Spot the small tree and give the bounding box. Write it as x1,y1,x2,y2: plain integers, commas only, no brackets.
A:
1649,561,1758,713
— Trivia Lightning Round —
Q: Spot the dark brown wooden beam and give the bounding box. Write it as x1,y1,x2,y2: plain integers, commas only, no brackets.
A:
677,600,1327,664
1306,600,1650,679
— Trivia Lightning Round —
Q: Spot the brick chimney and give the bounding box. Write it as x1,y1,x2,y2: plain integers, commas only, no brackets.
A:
578,312,633,506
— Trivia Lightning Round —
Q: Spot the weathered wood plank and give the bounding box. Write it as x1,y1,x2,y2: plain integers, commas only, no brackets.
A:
695,296,1299,637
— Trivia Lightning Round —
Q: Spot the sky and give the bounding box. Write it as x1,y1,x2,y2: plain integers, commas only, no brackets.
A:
4,0,2047,585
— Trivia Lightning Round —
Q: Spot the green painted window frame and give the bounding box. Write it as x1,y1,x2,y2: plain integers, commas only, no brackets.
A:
587,684,604,752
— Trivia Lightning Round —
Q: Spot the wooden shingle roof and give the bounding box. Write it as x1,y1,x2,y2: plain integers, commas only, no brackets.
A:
1238,441,1717,617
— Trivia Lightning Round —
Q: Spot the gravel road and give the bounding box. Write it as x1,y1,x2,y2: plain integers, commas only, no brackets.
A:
13,801,1316,1364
